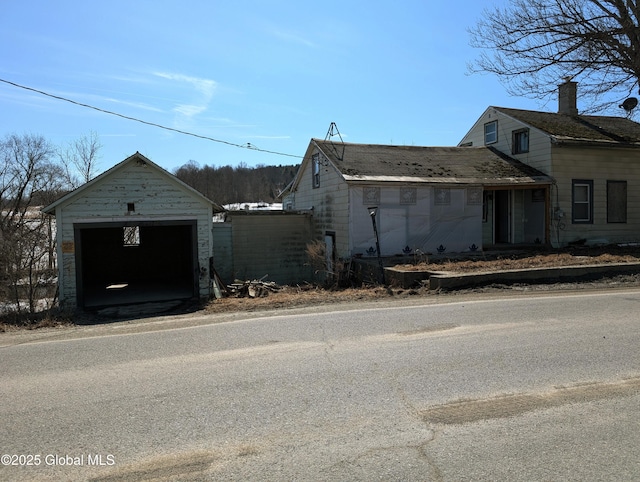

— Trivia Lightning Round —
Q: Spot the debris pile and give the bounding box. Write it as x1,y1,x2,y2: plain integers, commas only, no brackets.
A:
226,279,281,298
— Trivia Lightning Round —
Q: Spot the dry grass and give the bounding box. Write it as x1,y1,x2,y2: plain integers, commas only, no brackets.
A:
0,311,73,332
205,285,398,313
398,252,640,273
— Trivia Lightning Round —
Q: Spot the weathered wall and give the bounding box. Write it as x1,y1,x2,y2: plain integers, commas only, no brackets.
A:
211,223,233,282
289,146,350,257
221,212,314,285
458,108,640,247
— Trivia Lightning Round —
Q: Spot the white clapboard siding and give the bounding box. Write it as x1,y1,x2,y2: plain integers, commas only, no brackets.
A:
459,107,553,175
551,145,640,245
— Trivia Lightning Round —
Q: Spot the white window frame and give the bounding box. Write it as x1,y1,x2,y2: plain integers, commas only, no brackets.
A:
484,121,497,144
572,180,593,224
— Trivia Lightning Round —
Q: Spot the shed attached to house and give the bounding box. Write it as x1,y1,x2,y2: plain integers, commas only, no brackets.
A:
43,152,220,310
283,139,552,262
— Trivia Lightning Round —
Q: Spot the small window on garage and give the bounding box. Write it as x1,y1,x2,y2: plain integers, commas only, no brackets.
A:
123,225,140,246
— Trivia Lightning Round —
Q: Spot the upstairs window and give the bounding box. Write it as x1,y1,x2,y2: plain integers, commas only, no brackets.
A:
572,180,593,224
312,153,320,188
484,121,497,144
512,129,529,154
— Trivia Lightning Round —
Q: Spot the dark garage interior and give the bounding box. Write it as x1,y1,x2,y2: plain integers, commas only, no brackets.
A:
76,221,198,309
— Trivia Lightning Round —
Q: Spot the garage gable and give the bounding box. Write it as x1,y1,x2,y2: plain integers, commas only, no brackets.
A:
43,151,220,215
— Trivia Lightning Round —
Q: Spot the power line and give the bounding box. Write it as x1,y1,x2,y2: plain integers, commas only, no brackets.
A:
0,77,303,159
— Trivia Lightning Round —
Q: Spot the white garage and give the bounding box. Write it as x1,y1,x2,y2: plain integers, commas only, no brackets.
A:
44,152,220,310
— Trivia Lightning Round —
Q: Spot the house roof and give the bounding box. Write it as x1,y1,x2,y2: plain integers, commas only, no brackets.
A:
312,139,551,186
43,152,224,214
494,107,640,146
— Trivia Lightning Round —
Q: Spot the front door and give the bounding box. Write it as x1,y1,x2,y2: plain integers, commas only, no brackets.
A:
494,190,511,244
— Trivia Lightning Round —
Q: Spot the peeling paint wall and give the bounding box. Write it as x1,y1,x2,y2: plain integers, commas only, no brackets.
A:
54,160,213,307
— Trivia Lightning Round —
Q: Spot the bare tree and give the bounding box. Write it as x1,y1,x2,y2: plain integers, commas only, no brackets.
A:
59,131,102,188
0,133,63,313
469,0,640,112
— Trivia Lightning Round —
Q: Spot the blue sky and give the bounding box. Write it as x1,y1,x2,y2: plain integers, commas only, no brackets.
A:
1,1,551,174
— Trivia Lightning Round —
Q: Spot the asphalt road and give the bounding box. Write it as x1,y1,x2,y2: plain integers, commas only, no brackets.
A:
1,289,640,481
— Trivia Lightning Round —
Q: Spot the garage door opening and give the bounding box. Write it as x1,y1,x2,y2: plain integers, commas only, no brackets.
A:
75,221,198,309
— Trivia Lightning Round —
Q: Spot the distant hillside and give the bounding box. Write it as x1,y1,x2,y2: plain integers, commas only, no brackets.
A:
173,161,298,204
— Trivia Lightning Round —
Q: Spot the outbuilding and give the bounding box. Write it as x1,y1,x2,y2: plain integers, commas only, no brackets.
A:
43,152,221,310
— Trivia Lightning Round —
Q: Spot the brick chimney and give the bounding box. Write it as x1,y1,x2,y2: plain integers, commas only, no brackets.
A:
558,79,578,115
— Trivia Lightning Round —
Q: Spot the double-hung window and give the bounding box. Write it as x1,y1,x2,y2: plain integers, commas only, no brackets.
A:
572,180,593,223
484,121,497,144
512,129,529,154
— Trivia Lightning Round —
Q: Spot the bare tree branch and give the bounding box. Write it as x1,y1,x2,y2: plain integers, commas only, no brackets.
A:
58,131,102,189
469,0,640,112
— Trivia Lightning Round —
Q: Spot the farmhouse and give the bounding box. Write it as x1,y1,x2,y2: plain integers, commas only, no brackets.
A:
285,82,640,271
43,152,221,310
459,80,640,247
